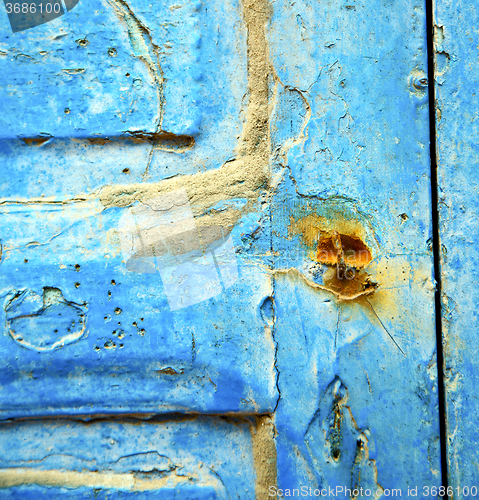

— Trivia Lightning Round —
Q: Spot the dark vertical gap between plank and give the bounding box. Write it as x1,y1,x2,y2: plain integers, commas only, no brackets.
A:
425,0,449,495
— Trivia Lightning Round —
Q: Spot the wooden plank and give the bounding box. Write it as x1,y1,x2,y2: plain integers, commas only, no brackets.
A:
433,0,479,493
0,0,280,419
268,0,442,494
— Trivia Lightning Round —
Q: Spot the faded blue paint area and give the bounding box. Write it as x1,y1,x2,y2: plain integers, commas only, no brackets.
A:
0,0,247,191
0,0,447,496
433,0,479,492
0,201,276,417
0,416,256,498
268,0,441,495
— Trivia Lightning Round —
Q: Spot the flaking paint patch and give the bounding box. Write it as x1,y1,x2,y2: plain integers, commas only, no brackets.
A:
5,287,87,352
0,467,219,492
97,0,272,232
288,211,376,266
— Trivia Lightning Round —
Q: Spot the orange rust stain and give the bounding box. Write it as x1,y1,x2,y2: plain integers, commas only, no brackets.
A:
288,214,372,268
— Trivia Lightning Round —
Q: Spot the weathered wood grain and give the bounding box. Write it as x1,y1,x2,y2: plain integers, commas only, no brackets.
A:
433,0,479,493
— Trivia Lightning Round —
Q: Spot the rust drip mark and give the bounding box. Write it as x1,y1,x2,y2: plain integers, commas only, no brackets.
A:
85,133,195,152
289,214,373,268
21,137,50,146
286,210,406,354
322,231,376,301
288,213,377,301
251,415,277,500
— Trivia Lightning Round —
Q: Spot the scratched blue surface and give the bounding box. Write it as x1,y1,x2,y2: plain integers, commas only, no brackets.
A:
433,0,479,493
0,416,256,498
0,0,248,186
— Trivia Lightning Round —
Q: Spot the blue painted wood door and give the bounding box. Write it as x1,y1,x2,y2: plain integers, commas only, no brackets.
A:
0,0,444,497
433,0,479,496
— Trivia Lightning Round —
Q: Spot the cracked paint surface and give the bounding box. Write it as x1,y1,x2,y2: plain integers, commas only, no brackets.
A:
6,286,86,351
268,0,441,495
0,416,259,498
433,0,479,493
